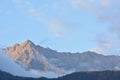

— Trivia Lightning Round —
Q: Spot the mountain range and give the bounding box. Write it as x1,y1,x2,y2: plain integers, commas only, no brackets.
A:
1,40,120,78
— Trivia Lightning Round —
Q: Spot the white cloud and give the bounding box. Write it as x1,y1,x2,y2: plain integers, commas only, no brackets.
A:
12,0,21,4
91,33,117,54
12,0,66,38
71,0,112,13
28,8,45,21
101,0,111,8
71,0,120,55
72,0,96,12
12,0,37,16
48,19,66,38
12,0,33,7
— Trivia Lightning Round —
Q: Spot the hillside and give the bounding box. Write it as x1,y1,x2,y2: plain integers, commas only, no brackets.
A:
1,70,120,80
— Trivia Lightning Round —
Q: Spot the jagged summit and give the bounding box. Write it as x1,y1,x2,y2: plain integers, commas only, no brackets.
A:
23,40,34,45
25,40,32,43
7,40,39,62
21,40,36,47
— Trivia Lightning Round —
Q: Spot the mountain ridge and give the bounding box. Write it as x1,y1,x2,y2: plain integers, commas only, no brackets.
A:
4,40,120,76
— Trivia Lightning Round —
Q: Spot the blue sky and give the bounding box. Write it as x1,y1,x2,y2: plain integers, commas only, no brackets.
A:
0,0,120,55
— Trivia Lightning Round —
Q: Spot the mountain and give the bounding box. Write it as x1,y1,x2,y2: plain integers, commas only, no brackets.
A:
1,70,120,80
0,48,59,78
58,70,120,80
6,40,120,76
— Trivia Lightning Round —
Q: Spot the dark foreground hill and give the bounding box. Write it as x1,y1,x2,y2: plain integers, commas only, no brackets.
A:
1,70,120,80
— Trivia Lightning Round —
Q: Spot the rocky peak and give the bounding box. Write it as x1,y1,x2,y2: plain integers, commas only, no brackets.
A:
21,40,35,47
7,40,38,61
18,40,36,50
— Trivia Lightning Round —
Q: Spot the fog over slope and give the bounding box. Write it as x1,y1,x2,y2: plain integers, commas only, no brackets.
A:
0,48,59,78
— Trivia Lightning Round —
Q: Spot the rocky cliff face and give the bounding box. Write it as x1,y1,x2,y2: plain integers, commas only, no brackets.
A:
7,40,49,71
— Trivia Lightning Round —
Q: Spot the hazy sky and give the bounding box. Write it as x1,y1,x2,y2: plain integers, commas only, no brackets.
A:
0,0,120,55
